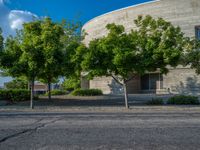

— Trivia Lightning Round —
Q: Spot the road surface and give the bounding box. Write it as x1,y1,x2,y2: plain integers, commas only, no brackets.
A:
0,111,200,150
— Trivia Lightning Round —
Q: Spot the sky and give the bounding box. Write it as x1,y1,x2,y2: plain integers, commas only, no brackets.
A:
0,0,151,37
0,0,151,86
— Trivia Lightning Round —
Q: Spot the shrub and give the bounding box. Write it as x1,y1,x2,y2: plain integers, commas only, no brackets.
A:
62,77,80,91
5,79,28,89
146,98,164,105
71,89,103,96
0,89,38,102
167,95,199,105
45,90,66,96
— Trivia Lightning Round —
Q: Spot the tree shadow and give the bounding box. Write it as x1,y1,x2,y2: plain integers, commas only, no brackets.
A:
16,96,126,107
107,79,123,94
2,93,173,107
172,76,200,95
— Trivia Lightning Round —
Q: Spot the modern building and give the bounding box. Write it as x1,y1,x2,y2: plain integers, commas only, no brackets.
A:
81,0,200,95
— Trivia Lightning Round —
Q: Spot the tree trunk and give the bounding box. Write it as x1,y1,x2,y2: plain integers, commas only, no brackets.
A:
30,80,34,109
48,82,51,101
123,82,129,109
28,81,30,91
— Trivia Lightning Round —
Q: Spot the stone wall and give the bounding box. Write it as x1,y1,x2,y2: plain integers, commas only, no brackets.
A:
83,0,200,45
89,75,141,94
89,77,123,94
82,0,200,95
163,68,200,95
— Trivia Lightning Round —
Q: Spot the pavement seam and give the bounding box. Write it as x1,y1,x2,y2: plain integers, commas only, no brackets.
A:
0,117,61,144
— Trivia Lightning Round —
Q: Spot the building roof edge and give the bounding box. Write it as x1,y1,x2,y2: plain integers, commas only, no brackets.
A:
83,0,160,28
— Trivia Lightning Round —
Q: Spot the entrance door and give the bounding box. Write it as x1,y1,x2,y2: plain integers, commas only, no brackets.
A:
149,74,159,90
141,73,162,92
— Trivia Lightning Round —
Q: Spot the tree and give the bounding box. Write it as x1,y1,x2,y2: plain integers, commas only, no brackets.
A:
184,39,200,74
61,20,84,77
37,17,65,101
39,18,83,101
0,28,3,52
0,21,44,109
5,78,28,89
62,76,80,91
80,15,187,108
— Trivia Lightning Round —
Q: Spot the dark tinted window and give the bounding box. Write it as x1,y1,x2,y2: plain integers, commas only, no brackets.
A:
195,26,200,40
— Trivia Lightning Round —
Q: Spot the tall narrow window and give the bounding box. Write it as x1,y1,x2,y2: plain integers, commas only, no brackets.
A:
141,73,162,91
195,26,200,40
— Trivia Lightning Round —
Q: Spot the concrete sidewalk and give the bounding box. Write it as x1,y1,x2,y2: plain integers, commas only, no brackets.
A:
1,105,200,114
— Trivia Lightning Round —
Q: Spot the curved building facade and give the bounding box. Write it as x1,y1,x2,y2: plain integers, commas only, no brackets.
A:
82,0,200,95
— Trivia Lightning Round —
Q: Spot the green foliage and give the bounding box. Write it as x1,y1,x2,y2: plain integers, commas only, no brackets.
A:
0,21,45,108
81,15,186,81
167,95,199,105
70,44,88,77
0,36,24,77
184,39,200,74
0,28,3,52
0,89,38,102
0,17,82,105
5,78,28,89
146,98,164,105
71,89,103,96
62,77,80,91
38,17,65,83
45,90,66,96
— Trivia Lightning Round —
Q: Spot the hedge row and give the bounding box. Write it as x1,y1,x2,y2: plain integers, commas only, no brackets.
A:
167,95,199,105
146,98,164,105
71,89,103,96
147,95,199,105
0,89,37,102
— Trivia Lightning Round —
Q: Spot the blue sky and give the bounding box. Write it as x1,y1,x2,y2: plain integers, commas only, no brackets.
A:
6,0,150,23
0,0,152,37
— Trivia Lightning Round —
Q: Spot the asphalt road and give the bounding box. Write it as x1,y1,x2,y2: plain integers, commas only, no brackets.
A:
0,112,200,150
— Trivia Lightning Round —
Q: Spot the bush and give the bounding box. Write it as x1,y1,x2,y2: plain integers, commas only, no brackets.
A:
45,90,66,96
0,89,37,102
62,77,80,91
146,98,164,105
71,89,103,96
5,79,28,89
167,95,199,105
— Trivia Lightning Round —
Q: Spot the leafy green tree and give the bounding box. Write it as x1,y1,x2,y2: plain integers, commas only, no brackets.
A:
5,78,28,89
80,15,187,108
184,39,200,74
0,21,44,109
0,18,83,107
38,18,83,100
59,20,85,93
0,28,3,52
37,17,65,101
62,76,80,91
61,20,84,78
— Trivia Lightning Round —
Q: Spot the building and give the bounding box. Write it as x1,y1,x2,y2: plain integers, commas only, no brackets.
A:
81,0,200,95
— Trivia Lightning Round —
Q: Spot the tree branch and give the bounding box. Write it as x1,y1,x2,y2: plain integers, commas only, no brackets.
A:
125,75,136,83
111,75,123,86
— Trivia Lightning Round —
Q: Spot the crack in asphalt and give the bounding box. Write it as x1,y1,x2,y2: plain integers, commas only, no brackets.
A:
0,117,62,144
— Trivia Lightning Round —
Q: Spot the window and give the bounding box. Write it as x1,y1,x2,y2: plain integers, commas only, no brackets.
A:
195,26,200,40
141,73,163,90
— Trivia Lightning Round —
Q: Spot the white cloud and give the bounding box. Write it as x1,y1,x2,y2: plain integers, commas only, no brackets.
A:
9,10,38,30
0,0,38,37
0,0,38,86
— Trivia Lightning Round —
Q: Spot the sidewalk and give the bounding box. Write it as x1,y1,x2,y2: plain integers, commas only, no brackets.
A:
0,94,200,113
1,105,200,114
